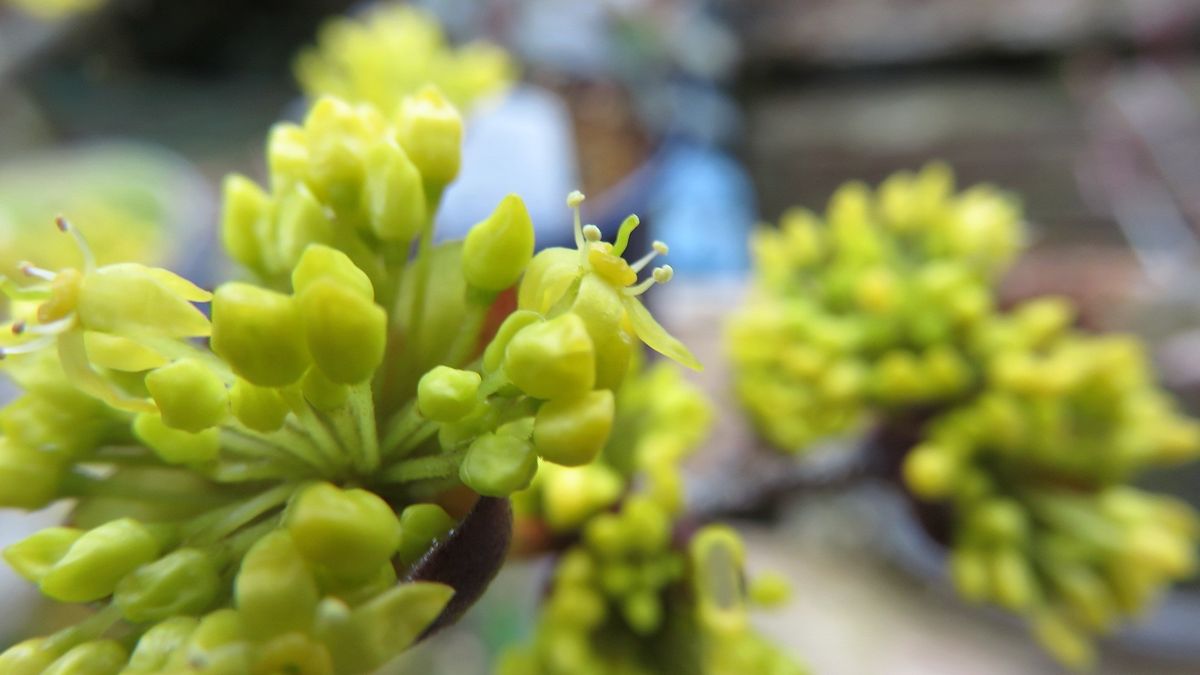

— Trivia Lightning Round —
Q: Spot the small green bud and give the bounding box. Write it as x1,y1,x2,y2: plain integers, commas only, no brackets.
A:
623,496,671,553
4,526,81,582
39,518,161,602
0,638,58,675
303,97,375,211
532,389,614,466
362,138,426,242
267,123,310,192
172,609,250,673
211,282,310,387
622,590,662,635
235,531,320,640
903,443,958,500
133,413,221,465
417,366,481,422
504,313,596,400
254,632,334,675
397,503,457,567
41,640,127,675
115,548,220,623
462,194,535,292
229,379,289,433
316,561,397,607
539,463,622,532
0,438,66,509
990,547,1039,611
460,432,538,496
291,244,374,300
297,278,387,384
275,183,335,269
220,174,269,271
748,572,792,607
395,86,463,187
126,617,199,673
301,367,350,412
287,482,401,580
145,359,229,432
315,583,453,674
482,309,542,374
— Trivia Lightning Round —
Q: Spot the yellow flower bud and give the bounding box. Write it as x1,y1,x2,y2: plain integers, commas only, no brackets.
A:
362,138,426,243
41,640,127,675
286,482,401,580
0,638,58,675
462,194,535,292
220,174,269,271
301,367,349,412
0,438,66,509
292,243,374,300
235,531,320,640
482,310,541,374
126,617,198,673
417,366,481,422
230,379,290,433
533,390,614,467
504,313,596,400
395,86,463,187
3,526,82,583
39,518,161,602
211,282,310,387
145,359,229,433
267,123,310,193
297,278,387,384
275,183,335,270
133,413,221,465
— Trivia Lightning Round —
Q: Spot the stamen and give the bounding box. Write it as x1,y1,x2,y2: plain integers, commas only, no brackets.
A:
18,262,56,282
56,216,96,272
0,334,58,358
19,315,76,337
568,191,586,250
11,320,25,335
0,276,52,302
630,243,668,274
612,215,640,256
623,265,675,298
582,224,602,242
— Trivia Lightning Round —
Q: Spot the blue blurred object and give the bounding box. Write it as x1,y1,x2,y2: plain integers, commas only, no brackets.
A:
649,140,754,277
437,84,580,244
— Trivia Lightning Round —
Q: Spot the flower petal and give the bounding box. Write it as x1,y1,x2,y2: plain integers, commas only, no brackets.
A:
623,296,701,371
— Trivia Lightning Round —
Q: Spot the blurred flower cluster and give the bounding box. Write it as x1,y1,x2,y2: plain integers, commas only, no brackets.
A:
729,164,1200,667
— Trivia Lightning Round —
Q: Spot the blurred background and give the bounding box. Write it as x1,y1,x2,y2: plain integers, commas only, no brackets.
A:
4,1,1200,673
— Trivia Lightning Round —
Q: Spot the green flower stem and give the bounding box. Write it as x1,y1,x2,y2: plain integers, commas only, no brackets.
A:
279,389,348,471
392,419,439,459
42,602,123,655
213,515,282,568
90,446,164,467
381,401,424,456
206,460,302,483
349,382,381,471
444,300,489,368
61,471,234,509
378,448,466,484
399,186,444,387
220,428,328,475
183,483,297,545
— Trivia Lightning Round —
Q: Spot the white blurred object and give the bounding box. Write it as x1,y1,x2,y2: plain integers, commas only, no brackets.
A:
437,84,579,242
